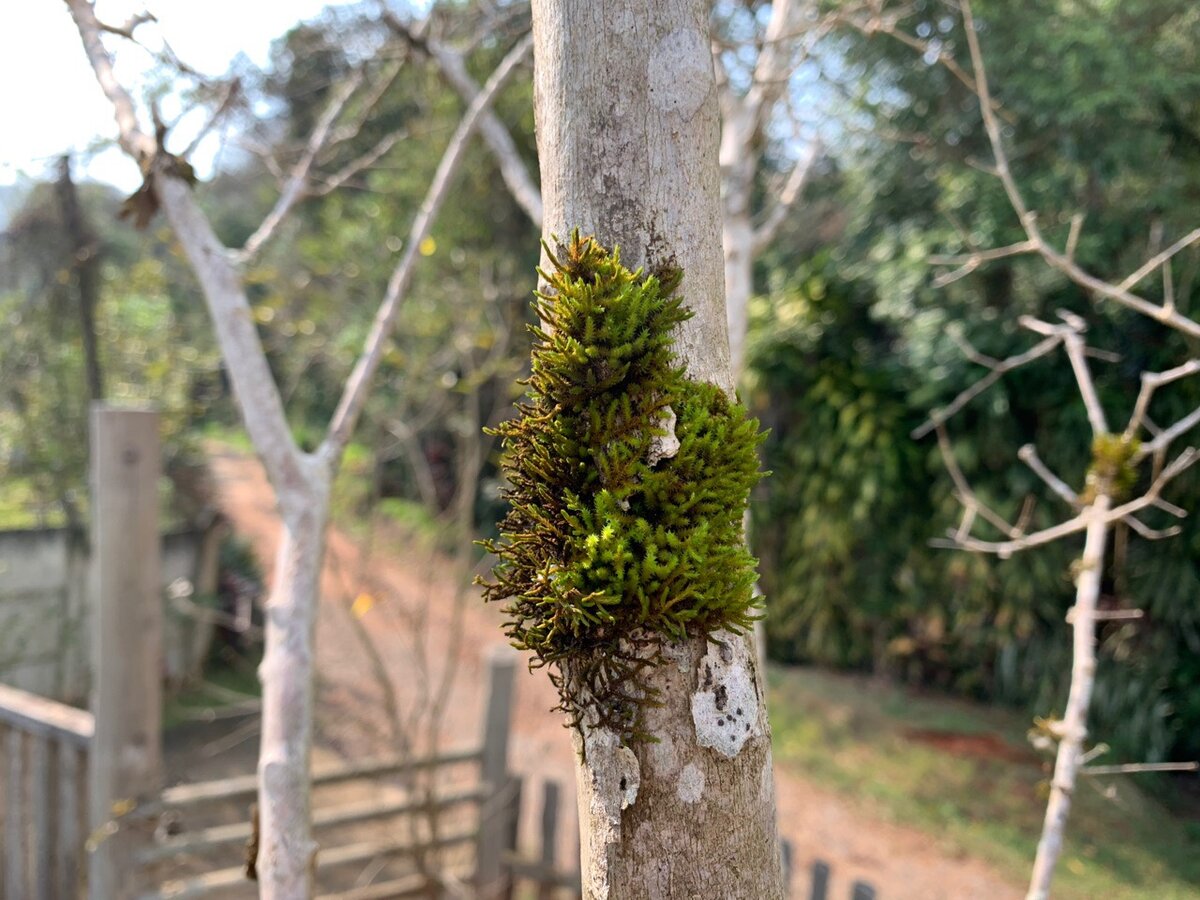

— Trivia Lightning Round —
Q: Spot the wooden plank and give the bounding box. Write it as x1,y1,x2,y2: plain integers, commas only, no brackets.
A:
810,859,830,900
0,683,94,748
88,406,164,900
480,649,516,790
475,649,517,897
32,735,55,900
6,728,27,900
143,826,479,899
537,780,560,900
157,747,481,809
139,785,485,863
58,743,85,900
781,838,794,896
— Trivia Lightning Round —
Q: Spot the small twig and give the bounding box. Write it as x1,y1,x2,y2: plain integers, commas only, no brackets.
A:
913,333,1063,439
1017,444,1078,507
1081,762,1199,776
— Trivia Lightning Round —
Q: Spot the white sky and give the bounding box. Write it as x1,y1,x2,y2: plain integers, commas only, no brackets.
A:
1,1,352,192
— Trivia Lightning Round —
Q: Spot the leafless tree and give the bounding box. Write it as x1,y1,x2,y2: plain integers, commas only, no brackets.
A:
911,3,1200,897
63,2,531,894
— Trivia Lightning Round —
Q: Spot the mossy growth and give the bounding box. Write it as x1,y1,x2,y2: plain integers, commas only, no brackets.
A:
479,232,766,744
1081,433,1142,504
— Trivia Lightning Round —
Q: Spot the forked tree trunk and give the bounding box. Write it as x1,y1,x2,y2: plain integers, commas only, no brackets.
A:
1027,496,1111,900
530,2,784,897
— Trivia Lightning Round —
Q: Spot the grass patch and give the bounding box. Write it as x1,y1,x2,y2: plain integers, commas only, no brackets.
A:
769,666,1200,898
163,648,262,731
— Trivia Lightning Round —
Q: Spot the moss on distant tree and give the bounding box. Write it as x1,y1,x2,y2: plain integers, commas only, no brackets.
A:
480,232,765,743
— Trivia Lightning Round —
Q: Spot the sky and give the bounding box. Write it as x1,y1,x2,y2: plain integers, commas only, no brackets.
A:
1,1,353,192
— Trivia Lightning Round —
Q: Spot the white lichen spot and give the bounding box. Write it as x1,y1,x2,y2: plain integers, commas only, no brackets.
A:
647,29,712,120
647,406,680,466
691,632,761,757
617,744,640,809
677,762,705,803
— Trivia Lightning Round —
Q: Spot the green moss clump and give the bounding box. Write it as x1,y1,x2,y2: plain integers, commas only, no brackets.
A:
1082,433,1141,503
479,232,765,743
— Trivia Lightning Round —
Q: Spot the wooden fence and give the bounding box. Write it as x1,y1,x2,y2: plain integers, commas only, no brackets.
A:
0,683,93,899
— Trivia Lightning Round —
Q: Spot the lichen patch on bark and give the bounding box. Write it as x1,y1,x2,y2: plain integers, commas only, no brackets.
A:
648,28,712,120
690,631,761,757
576,723,642,899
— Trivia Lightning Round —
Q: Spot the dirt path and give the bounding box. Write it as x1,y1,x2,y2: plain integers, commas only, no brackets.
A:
207,448,1019,899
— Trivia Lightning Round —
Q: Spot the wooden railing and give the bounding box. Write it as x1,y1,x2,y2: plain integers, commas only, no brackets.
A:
0,682,94,900
130,650,523,900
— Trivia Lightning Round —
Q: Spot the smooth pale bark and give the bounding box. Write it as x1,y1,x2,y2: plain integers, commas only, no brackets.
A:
257,490,330,897
1027,496,1111,900
531,2,783,897
718,0,807,376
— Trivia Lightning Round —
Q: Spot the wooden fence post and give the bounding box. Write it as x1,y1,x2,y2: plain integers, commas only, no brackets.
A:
537,779,560,900
475,646,517,899
87,405,163,900
810,859,830,900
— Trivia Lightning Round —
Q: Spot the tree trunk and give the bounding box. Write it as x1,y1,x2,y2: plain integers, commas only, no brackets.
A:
55,155,105,402
255,474,330,897
1026,495,1111,900
722,209,755,378
531,3,783,897
720,111,757,379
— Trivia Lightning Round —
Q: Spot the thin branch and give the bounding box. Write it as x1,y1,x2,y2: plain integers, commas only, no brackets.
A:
1119,516,1180,540
386,14,543,226
1017,444,1078,507
63,0,155,160
309,130,407,197
1081,762,1199,776
319,31,534,465
1059,324,1108,436
937,447,1200,557
929,239,1036,287
1117,227,1200,294
1125,359,1200,441
233,71,366,265
180,78,242,160
935,424,1024,538
912,332,1063,439
959,0,1200,339
751,140,819,253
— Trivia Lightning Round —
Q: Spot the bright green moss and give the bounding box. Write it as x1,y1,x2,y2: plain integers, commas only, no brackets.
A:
479,232,766,743
1082,432,1142,503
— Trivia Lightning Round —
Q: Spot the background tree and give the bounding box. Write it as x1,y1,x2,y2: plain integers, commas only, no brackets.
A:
64,1,532,893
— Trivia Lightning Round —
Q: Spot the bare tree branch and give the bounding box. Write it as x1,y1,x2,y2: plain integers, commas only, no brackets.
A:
935,447,1199,557
386,14,543,226
1017,444,1078,507
63,0,155,160
319,31,534,464
958,0,1200,339
751,139,819,253
913,329,1064,439
233,71,365,265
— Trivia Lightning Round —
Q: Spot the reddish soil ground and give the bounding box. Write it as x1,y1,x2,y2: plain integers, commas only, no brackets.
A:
200,447,1020,899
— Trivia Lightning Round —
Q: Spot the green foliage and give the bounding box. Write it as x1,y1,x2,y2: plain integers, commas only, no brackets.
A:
481,233,765,743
